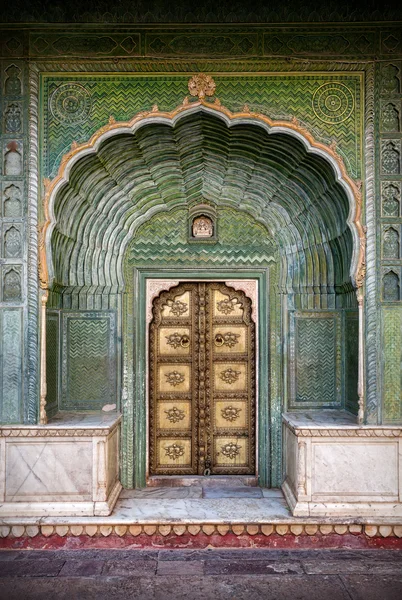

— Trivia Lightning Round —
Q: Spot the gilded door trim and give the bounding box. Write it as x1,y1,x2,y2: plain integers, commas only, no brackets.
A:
146,277,259,481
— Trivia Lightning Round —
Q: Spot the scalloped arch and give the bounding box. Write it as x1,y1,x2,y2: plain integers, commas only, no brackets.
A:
40,99,364,294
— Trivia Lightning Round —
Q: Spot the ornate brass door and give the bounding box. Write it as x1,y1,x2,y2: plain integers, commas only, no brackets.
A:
149,282,255,476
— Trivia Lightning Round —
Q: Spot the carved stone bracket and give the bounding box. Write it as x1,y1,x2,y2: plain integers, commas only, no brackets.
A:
225,280,258,323
146,279,180,324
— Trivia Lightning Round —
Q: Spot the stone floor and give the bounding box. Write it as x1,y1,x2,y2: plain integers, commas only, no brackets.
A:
0,548,401,599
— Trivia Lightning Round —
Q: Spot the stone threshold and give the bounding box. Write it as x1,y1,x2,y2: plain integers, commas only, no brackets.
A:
1,489,402,549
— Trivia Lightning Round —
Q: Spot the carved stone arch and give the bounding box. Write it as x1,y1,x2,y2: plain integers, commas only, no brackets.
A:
40,99,364,294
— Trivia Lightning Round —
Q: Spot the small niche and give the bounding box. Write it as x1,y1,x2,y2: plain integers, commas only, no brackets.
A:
188,203,217,242
4,141,22,176
382,183,400,217
383,270,400,302
4,64,22,95
382,142,400,174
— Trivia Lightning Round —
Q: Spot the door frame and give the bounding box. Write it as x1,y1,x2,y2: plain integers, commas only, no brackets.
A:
123,266,273,488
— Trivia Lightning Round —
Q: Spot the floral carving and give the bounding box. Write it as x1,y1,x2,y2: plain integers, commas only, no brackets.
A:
215,331,240,348
220,368,241,385
188,73,216,99
216,298,237,314
221,406,242,422
165,371,185,386
165,443,185,460
165,406,185,423
220,442,241,460
165,332,184,349
166,299,188,316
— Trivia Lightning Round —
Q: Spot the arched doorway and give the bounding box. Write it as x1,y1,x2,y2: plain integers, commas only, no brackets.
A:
40,95,364,489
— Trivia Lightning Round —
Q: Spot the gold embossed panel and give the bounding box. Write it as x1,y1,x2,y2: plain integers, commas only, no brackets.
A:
214,401,248,429
213,325,246,354
214,437,249,467
149,282,255,476
214,363,248,392
159,328,191,355
158,364,191,393
157,401,191,430
157,438,192,468
213,290,244,318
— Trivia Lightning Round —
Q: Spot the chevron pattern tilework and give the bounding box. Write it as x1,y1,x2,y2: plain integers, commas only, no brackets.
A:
126,207,277,267
42,73,362,179
382,307,402,423
344,310,359,414
291,312,342,409
61,312,116,410
0,308,22,423
46,313,59,418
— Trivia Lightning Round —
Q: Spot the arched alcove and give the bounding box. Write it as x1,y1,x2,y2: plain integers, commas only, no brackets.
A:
41,101,362,487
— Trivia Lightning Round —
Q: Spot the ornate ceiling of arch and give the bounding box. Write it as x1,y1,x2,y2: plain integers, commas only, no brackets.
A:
46,108,356,292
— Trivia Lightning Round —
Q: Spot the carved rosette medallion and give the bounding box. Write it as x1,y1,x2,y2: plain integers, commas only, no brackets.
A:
312,82,354,124
50,83,92,124
165,443,185,460
220,442,241,460
165,371,185,386
188,74,216,99
164,407,185,423
221,406,242,422
220,368,241,385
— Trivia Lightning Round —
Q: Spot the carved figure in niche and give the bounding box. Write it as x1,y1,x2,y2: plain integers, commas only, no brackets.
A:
192,215,213,238
4,65,21,95
383,227,400,259
3,268,21,302
382,184,400,216
383,270,400,302
4,226,21,258
4,141,22,176
4,103,22,133
381,64,400,94
382,142,400,174
3,184,22,217
382,103,400,132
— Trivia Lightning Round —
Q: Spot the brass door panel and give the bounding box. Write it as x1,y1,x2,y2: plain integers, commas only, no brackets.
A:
149,282,255,476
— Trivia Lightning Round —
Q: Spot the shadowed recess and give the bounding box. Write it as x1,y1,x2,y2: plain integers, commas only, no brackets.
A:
50,111,354,306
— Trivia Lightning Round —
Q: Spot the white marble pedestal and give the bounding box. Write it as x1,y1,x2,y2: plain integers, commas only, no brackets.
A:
282,411,402,518
0,413,122,517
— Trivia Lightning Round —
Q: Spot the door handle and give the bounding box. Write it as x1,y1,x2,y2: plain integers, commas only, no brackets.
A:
180,335,190,348
214,333,224,347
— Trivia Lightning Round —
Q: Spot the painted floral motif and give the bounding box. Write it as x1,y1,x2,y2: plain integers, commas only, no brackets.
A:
165,443,185,460
216,298,237,314
220,368,241,385
220,442,241,460
165,371,185,386
221,405,242,422
215,331,240,348
167,299,188,316
165,406,185,423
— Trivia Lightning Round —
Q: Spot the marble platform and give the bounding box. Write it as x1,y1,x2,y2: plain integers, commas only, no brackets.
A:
0,412,122,517
282,410,402,518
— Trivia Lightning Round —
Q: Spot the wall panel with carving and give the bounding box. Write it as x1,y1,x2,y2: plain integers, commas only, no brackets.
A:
0,59,28,424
